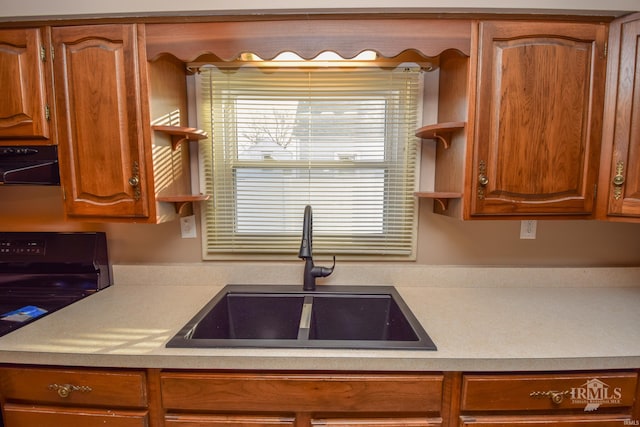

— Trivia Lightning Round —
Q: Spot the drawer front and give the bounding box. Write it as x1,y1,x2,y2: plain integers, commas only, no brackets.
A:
161,372,443,413
0,367,147,408
459,414,632,426
311,418,443,427
461,372,637,412
165,414,295,427
3,403,148,427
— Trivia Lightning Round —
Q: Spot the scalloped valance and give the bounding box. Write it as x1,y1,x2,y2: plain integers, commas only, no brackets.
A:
145,18,472,63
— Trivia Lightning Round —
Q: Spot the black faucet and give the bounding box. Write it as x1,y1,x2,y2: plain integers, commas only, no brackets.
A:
298,205,335,291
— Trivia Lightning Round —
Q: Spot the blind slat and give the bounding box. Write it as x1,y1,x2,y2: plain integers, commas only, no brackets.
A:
197,65,421,259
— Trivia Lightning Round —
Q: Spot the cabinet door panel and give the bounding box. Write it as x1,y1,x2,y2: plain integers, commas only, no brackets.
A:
600,14,640,218
460,372,637,412
3,403,148,427
0,366,147,407
52,24,150,218
471,21,606,216
0,28,51,141
161,372,443,413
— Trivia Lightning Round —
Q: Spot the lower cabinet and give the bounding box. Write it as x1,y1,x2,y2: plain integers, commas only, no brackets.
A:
458,371,638,426
0,366,149,427
459,414,631,426
3,404,148,427
160,372,444,427
1,367,639,427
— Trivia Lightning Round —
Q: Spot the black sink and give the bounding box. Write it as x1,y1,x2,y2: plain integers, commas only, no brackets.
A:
167,285,436,350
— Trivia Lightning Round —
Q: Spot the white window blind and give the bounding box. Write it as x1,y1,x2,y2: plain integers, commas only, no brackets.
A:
197,65,421,259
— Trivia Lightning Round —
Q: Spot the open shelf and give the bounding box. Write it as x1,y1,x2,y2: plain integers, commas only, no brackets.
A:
415,121,465,149
152,125,208,150
414,191,462,211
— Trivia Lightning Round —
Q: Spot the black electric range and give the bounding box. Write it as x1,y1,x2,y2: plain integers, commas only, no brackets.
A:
0,232,111,337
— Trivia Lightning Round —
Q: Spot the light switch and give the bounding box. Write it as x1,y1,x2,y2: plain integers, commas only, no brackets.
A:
520,220,537,239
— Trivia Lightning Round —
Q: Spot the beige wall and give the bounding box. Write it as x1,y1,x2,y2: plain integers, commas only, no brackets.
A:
3,186,640,266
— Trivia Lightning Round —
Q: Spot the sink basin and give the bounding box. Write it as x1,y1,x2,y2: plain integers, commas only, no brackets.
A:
167,285,436,350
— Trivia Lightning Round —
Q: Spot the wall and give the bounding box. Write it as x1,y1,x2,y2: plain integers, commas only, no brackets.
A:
2,5,640,267
3,185,640,266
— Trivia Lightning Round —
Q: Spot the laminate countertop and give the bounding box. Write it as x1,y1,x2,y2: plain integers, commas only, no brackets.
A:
1,273,639,372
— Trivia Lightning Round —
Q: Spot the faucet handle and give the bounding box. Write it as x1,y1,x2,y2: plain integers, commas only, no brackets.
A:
316,256,336,278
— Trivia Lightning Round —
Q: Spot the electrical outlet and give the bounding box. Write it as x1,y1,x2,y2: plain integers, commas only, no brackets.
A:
180,215,197,239
520,220,537,239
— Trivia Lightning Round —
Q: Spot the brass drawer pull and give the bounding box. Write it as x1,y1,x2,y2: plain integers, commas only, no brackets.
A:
529,390,570,404
48,383,93,398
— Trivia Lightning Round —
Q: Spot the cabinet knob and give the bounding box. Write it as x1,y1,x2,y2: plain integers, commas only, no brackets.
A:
48,383,92,398
129,161,141,201
529,390,570,405
478,174,489,186
612,161,625,200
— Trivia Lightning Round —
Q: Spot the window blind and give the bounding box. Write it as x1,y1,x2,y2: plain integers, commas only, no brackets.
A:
197,65,421,259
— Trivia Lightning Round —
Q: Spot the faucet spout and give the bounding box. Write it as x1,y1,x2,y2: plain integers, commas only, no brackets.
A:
298,205,335,291
298,205,313,259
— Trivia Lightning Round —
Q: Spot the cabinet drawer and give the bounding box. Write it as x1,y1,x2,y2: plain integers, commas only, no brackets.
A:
460,371,637,412
459,414,632,426
311,418,442,427
161,372,443,413
165,414,296,427
0,367,147,408
3,403,148,427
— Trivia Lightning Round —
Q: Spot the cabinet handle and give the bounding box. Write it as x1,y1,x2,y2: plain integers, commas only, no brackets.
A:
529,390,570,405
612,161,625,200
477,160,488,199
129,161,141,201
48,383,93,398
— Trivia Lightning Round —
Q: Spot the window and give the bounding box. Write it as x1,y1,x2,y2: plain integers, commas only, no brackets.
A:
197,64,422,259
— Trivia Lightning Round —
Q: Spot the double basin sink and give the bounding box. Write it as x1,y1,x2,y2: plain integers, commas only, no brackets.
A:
167,285,436,350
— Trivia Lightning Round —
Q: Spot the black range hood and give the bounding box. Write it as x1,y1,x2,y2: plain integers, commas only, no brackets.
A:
0,145,60,185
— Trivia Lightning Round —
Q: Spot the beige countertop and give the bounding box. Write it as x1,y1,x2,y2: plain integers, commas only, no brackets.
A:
1,266,639,372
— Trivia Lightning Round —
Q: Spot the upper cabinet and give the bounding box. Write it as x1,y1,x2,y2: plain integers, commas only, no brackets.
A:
52,24,152,219
467,21,608,218
597,13,640,222
0,27,55,144
52,23,204,222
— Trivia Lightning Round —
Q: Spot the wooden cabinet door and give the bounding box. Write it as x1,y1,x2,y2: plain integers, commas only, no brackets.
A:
598,13,640,220
469,21,607,217
459,414,632,426
52,24,152,219
165,414,295,427
3,404,148,427
0,27,53,142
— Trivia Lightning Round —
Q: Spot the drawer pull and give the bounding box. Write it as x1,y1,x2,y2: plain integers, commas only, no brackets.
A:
529,390,570,404
48,383,93,398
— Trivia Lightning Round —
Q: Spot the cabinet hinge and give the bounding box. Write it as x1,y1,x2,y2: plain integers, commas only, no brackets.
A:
604,42,608,58
45,105,50,121
50,45,55,62
40,45,46,62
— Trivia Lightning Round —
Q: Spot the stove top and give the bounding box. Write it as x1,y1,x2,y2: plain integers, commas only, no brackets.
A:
0,232,111,337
